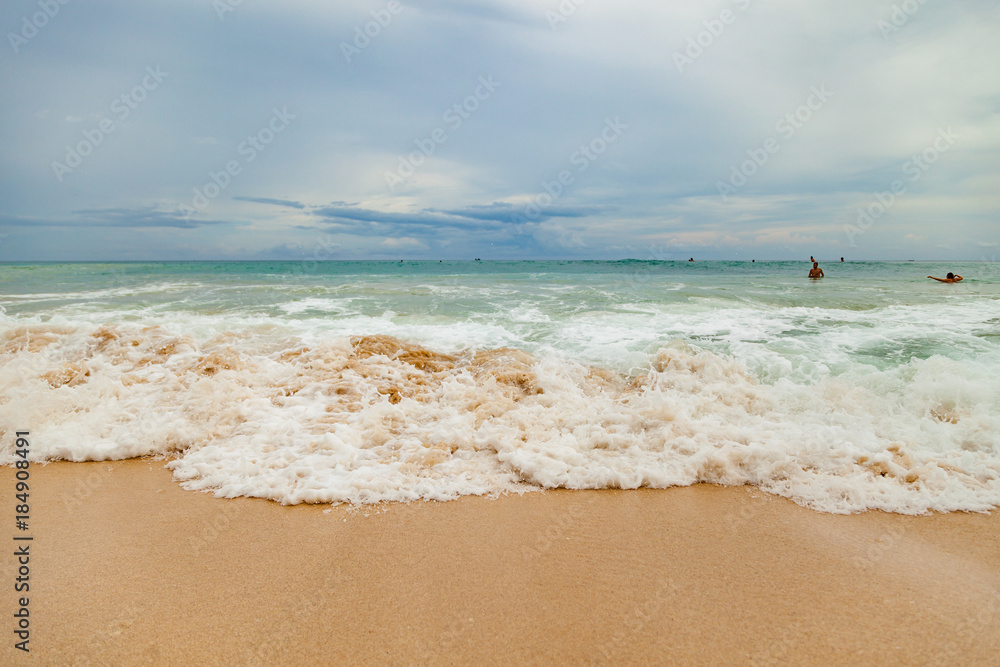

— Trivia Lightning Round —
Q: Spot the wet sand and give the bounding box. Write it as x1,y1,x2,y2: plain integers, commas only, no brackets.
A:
3,459,999,665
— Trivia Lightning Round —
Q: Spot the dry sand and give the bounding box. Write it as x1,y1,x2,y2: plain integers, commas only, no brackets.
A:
2,459,999,665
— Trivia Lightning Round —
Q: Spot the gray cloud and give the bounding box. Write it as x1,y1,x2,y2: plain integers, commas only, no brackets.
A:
313,205,497,230
2,207,234,229
0,0,996,260
232,197,306,209
436,203,603,223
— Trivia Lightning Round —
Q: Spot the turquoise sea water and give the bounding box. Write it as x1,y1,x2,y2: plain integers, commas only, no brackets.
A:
2,261,999,513
3,260,998,370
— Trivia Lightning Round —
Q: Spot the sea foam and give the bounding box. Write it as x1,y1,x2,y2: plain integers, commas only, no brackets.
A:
2,322,998,514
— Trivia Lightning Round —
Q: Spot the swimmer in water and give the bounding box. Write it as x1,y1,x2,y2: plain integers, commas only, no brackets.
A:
928,272,963,283
808,262,824,278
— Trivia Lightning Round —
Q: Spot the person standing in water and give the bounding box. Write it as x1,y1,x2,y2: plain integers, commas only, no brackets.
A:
928,272,963,283
808,262,824,278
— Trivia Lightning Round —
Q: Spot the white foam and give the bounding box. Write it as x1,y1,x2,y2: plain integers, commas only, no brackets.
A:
277,298,354,315
1,320,997,513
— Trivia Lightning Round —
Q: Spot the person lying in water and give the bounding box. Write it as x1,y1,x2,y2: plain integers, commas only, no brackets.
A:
808,262,824,278
928,273,963,283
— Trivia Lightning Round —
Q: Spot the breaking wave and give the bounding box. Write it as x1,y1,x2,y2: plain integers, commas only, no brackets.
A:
2,322,998,514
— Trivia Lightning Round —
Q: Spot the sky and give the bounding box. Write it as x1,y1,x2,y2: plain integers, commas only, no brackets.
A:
0,0,998,261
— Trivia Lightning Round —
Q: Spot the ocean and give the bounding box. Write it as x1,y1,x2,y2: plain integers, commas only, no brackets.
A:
2,260,999,514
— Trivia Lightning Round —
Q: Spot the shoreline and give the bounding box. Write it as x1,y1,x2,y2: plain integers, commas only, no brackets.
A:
3,459,999,664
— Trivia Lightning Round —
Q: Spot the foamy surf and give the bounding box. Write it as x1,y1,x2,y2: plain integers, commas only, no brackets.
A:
2,321,998,514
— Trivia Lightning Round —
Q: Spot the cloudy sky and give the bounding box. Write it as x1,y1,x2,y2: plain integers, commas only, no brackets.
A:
1,0,997,261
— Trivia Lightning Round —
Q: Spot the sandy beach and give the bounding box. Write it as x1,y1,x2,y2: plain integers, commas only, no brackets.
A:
5,0,999,662
1,459,997,665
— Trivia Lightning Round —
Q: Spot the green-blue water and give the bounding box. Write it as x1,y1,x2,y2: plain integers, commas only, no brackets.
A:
2,260,999,513
2,260,998,375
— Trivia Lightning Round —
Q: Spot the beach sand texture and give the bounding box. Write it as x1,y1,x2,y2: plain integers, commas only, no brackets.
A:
3,459,998,665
